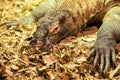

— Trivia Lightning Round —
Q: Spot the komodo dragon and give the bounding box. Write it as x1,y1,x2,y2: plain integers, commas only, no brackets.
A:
0,0,120,77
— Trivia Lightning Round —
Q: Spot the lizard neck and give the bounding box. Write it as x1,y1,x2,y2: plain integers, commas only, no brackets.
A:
59,0,104,31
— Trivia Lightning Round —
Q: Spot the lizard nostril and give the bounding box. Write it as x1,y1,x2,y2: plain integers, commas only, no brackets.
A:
30,38,44,50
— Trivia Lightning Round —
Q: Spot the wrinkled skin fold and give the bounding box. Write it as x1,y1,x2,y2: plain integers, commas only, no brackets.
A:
92,19,120,77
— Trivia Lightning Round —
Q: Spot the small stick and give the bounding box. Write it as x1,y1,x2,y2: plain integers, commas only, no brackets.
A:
109,64,120,79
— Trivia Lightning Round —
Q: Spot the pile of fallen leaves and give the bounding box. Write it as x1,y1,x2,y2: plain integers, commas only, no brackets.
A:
0,0,120,80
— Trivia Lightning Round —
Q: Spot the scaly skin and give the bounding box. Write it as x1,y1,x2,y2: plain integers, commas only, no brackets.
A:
29,0,104,51
92,6,120,77
0,0,58,26
0,0,120,77
0,0,104,27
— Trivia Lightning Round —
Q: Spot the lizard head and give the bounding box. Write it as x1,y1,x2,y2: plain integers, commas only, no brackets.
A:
30,10,76,51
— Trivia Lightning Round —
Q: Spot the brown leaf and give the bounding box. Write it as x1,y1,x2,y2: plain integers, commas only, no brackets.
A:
64,62,79,70
71,72,80,80
76,56,87,64
0,65,6,77
11,65,19,71
47,70,55,80
61,73,69,80
34,76,47,80
43,54,57,66
22,55,30,65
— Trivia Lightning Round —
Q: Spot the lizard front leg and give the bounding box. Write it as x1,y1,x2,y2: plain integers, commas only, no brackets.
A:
92,17,120,77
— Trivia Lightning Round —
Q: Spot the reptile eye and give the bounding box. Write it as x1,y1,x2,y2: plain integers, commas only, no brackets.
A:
49,23,60,34
59,16,66,24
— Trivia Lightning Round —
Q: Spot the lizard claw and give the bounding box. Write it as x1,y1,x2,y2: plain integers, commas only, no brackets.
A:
91,39,116,77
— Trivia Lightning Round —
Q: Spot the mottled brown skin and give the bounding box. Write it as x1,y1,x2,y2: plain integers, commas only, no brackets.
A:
1,0,120,78
30,10,76,50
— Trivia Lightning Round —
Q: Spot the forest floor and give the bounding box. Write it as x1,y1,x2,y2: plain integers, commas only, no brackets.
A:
0,0,119,80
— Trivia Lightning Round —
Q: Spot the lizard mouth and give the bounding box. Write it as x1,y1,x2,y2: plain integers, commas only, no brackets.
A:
29,29,70,51
29,36,58,51
29,38,44,51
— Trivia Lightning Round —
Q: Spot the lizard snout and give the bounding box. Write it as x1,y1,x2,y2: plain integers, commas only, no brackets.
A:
29,38,45,51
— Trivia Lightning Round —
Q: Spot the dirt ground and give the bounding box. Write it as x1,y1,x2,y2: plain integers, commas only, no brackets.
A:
0,0,120,80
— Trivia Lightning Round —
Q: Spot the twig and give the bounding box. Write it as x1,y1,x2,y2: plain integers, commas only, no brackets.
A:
109,64,120,79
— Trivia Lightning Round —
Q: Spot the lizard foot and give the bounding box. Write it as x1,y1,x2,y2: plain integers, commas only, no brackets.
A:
91,38,116,78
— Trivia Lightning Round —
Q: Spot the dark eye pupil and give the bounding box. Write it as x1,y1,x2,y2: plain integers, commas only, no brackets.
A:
59,16,66,24
53,27,59,34
54,27,58,31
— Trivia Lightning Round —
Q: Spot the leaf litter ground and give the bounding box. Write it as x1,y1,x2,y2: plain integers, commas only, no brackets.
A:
0,0,120,80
